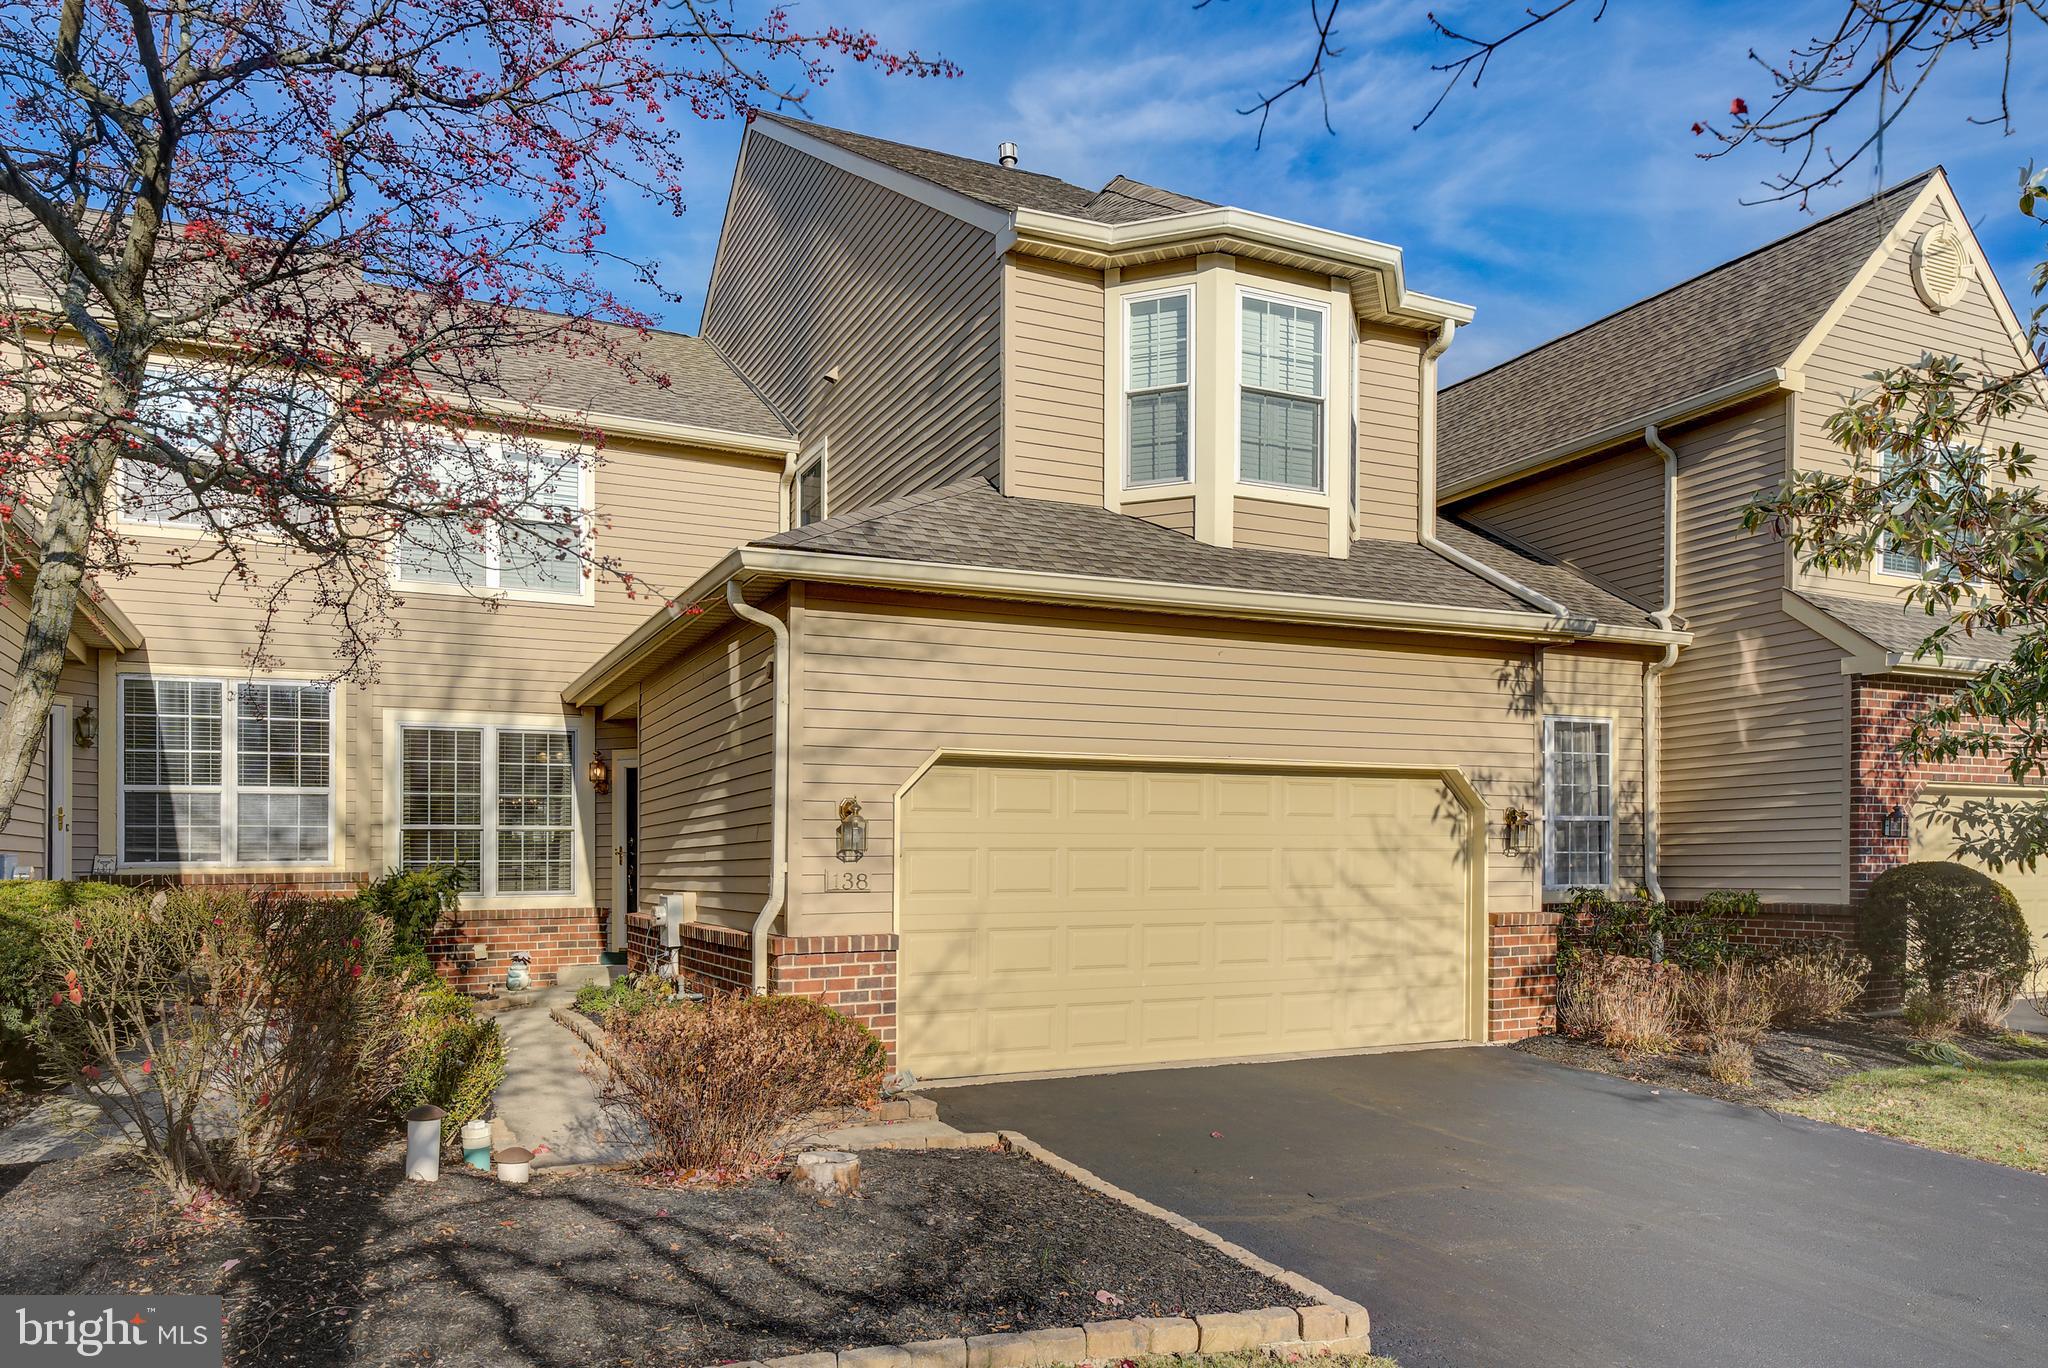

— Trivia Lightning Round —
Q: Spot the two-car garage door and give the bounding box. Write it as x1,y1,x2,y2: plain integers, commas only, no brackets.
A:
897,760,1479,1081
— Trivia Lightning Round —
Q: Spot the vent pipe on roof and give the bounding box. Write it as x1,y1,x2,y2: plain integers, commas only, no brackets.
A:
997,141,1019,169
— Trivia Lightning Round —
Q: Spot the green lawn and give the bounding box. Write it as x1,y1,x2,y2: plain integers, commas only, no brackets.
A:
1783,1060,2048,1173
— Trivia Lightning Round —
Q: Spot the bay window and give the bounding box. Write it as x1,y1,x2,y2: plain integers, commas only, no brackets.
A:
119,676,332,866
399,721,575,896
1238,292,1325,490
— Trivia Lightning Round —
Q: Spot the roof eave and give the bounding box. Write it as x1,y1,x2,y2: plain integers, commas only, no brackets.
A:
1782,589,1996,678
1011,206,1475,327
567,544,1688,705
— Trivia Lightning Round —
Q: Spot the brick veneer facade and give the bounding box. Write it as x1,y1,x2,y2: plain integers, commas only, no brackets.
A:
1851,675,2022,899
425,906,607,994
625,914,899,1053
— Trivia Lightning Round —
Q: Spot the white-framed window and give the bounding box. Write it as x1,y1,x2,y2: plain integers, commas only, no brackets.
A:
794,450,827,527
1124,289,1192,487
1238,290,1326,491
1876,445,1985,581
399,721,575,896
120,366,334,529
1544,717,1613,889
393,436,591,600
118,675,334,866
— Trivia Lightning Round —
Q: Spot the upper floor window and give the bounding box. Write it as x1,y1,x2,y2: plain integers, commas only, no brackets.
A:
1544,717,1613,889
1124,291,1191,487
795,451,827,527
394,438,589,600
120,367,333,528
1238,292,1325,491
1877,445,1984,581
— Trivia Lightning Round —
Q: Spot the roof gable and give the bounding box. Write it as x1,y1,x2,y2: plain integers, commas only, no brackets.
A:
1437,171,1938,497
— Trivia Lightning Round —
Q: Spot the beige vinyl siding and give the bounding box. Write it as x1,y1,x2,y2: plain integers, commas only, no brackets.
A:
1795,194,2048,602
0,578,49,873
775,586,1649,939
98,439,781,881
1356,322,1424,541
1124,496,1195,537
1658,397,1851,901
1233,497,1329,555
1003,255,1105,505
56,655,99,876
1539,647,1647,891
1458,444,1665,609
635,621,775,932
703,134,1004,515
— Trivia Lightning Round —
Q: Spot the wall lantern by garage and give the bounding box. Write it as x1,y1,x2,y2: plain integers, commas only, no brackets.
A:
836,797,868,863
587,753,612,796
1501,806,1537,856
1883,804,1909,840
72,704,97,750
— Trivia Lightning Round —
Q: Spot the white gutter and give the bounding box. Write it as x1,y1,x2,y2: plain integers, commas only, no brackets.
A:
1641,424,1682,899
723,580,789,993
1415,322,1574,622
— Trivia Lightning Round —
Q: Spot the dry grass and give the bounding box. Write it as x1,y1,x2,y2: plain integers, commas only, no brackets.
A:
1758,940,1870,1026
1557,955,1681,1055
1783,1060,2048,1173
1680,963,1773,1044
1902,988,1962,1040
1705,1037,1756,1087
1951,971,2016,1035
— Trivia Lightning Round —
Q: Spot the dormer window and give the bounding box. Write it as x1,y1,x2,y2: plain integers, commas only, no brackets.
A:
1238,291,1325,491
1123,290,1191,487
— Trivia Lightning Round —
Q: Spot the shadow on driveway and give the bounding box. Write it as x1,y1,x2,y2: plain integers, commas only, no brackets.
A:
936,1045,2045,1368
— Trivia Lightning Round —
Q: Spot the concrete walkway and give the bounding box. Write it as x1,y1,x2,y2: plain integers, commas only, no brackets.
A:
484,986,645,1169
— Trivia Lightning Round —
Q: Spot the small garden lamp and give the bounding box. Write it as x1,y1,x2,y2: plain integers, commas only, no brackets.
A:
587,752,611,795
836,797,868,863
1883,804,1909,840
72,704,97,749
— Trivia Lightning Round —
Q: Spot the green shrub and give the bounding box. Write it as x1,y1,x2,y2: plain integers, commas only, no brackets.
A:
392,983,505,1147
574,974,663,1019
1758,937,1871,1026
1860,862,2033,999
1902,986,1961,1039
597,990,887,1177
355,866,461,965
0,881,129,1061
1559,887,1749,973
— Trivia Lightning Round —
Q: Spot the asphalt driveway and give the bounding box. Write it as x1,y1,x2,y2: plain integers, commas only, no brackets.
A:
936,1046,2045,1368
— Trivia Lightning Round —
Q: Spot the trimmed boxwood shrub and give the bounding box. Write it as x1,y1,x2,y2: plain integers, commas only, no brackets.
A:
1860,861,2032,998
391,981,506,1147
0,880,125,1067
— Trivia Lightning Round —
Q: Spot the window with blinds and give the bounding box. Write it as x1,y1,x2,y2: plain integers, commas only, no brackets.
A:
395,439,589,598
1124,291,1191,486
121,367,334,528
1238,293,1325,490
400,721,576,897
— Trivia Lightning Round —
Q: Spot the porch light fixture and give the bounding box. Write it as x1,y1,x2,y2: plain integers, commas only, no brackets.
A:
835,797,868,863
1501,806,1537,856
1883,804,1909,840
587,753,611,796
72,704,97,750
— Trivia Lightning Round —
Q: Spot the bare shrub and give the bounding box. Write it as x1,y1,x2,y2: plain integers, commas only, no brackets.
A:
597,991,886,1179
1901,987,1961,1039
1949,970,2015,1034
1705,1037,1756,1087
1679,962,1773,1044
36,891,409,1204
1558,955,1679,1055
1758,938,1870,1026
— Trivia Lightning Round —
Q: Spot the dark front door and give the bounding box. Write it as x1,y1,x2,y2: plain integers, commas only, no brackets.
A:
622,764,640,923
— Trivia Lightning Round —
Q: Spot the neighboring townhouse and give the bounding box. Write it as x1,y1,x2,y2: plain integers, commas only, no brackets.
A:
568,116,1688,1078
1439,167,2048,958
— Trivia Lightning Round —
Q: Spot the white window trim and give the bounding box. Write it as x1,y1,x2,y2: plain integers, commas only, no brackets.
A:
793,445,829,529
114,672,342,872
387,431,597,606
1233,284,1330,495
116,363,341,541
382,709,596,910
1542,715,1615,892
1121,285,1196,491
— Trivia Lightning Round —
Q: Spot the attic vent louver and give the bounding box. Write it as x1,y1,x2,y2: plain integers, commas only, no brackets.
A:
1910,223,1970,312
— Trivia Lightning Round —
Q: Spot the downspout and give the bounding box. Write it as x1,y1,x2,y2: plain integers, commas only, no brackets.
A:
1416,321,1572,619
1642,424,1681,899
725,580,789,993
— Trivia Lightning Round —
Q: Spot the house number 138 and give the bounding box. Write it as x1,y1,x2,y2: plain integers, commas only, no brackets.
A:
826,870,870,893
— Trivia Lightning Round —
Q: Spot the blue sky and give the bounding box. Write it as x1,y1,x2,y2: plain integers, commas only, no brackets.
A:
615,1,2048,383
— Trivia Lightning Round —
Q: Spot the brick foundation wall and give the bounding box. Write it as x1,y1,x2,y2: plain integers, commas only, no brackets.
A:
624,916,899,1053
1852,676,2024,899
426,907,607,994
101,870,370,895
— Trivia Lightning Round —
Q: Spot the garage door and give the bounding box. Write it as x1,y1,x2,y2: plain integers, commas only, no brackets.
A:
897,760,1477,1080
1910,789,2048,941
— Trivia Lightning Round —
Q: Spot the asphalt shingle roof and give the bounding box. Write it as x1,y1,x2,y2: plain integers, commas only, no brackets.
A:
757,114,1213,224
1438,172,1937,495
492,325,789,438
1800,590,2015,667
756,480,1656,630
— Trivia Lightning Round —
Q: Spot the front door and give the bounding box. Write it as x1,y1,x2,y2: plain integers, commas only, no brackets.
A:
45,704,70,879
610,751,641,952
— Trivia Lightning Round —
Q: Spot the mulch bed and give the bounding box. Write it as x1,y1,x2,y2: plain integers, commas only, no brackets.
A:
1516,1016,2048,1104
0,1140,1298,1368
